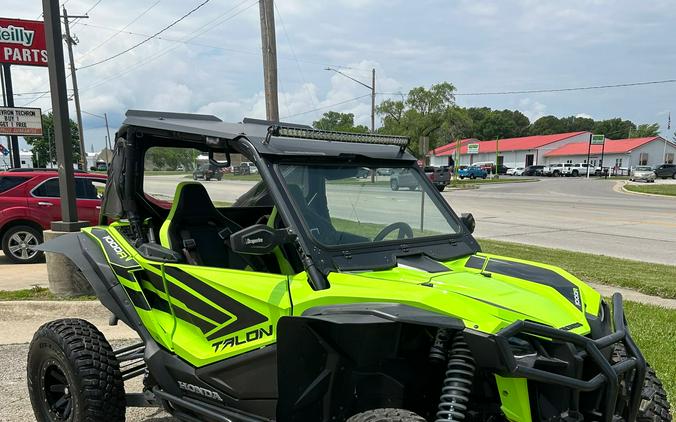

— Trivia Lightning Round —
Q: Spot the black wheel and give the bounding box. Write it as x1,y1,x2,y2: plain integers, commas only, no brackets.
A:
347,408,426,422
459,176,465,179
482,175,487,179
612,345,671,422
554,171,560,177
192,174,198,180
390,179,399,191
2,224,43,264
469,174,476,179
27,319,126,422
672,173,676,180
437,185,445,192
205,176,211,181
572,170,579,177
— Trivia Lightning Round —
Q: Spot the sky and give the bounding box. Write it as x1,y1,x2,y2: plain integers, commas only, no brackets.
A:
3,0,676,151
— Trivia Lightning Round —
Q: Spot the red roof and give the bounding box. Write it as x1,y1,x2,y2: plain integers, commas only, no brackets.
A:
544,137,661,157
432,132,588,156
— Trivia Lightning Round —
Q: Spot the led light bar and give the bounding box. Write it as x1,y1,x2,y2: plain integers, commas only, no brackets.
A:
270,125,410,148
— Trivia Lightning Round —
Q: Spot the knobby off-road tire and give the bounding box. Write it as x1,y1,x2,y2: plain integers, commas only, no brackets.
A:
612,345,671,422
347,408,427,422
27,318,126,422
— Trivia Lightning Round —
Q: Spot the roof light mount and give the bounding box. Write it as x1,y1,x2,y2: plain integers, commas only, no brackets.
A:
267,125,410,151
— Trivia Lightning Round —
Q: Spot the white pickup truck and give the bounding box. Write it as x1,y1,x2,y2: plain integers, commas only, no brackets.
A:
562,163,591,177
542,163,572,177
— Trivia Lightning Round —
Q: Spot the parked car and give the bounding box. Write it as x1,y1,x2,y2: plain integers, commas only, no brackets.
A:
240,161,259,174
522,165,545,176
192,164,223,181
376,168,392,176
424,166,451,191
0,170,107,263
629,166,656,182
563,163,590,177
543,163,572,177
507,167,524,176
654,163,676,179
458,166,487,179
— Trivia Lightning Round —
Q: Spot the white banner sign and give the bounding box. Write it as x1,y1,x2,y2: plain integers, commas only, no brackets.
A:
0,107,42,136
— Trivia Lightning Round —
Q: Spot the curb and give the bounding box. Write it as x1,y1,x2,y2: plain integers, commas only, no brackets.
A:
618,181,676,199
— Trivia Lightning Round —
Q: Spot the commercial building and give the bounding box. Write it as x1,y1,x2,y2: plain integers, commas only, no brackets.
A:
544,136,676,171
429,132,591,168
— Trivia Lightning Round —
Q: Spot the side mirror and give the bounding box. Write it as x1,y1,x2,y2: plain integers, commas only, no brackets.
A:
230,224,296,255
460,213,476,234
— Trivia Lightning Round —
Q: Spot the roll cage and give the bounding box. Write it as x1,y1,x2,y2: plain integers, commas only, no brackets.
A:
103,110,480,290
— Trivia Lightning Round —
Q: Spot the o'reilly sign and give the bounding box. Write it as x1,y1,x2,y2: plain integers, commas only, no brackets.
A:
0,18,47,67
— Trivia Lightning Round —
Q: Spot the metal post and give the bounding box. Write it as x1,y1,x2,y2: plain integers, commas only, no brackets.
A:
259,0,279,122
43,0,86,231
586,133,592,178
62,7,87,170
371,68,375,132
104,112,112,153
2,65,21,168
495,138,500,179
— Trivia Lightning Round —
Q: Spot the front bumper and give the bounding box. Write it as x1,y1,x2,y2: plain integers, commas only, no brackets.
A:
465,294,646,422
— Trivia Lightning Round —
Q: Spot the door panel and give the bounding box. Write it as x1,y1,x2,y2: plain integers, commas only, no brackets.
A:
27,177,61,226
162,264,291,367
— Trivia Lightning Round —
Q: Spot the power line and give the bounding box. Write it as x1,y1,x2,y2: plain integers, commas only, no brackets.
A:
77,0,259,93
282,94,371,119
77,1,161,60
274,2,317,109
70,0,104,27
378,78,676,97
78,0,212,70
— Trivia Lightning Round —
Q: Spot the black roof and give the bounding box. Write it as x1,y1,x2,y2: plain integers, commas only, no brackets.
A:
121,110,416,161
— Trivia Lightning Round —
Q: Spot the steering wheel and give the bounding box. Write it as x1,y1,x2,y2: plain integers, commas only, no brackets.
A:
373,222,414,242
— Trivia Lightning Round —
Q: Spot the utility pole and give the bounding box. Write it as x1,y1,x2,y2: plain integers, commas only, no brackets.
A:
104,112,112,153
43,0,85,231
62,7,88,170
258,0,279,122
2,65,21,168
371,68,375,132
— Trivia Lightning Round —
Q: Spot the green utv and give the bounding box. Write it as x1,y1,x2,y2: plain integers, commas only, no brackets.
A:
28,110,670,422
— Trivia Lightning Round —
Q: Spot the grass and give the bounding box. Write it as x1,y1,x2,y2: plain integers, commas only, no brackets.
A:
0,286,96,301
479,239,676,299
622,301,676,408
624,184,676,197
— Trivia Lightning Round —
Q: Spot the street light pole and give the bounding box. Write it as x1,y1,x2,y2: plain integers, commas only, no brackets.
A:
325,67,376,132
103,112,112,153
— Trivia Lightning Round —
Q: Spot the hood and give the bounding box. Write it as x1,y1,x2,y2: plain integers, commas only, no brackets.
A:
321,254,601,336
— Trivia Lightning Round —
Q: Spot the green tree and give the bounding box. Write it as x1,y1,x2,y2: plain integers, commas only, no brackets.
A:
529,115,565,135
630,123,660,137
592,118,635,139
24,113,81,168
377,82,457,155
145,147,199,171
312,111,369,133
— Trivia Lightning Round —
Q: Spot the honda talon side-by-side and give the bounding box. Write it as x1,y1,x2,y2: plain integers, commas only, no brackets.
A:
28,110,670,422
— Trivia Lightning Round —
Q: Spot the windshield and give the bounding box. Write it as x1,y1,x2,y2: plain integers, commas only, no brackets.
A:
635,166,652,171
278,164,462,247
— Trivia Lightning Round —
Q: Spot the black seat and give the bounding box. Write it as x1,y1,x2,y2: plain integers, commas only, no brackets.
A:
160,182,264,270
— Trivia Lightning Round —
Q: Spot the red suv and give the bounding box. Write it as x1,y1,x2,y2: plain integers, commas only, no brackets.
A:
0,169,107,263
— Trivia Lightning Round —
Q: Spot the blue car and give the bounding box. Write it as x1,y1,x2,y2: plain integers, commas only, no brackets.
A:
458,166,487,179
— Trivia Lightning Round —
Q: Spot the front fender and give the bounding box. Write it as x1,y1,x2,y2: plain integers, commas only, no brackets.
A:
35,233,152,341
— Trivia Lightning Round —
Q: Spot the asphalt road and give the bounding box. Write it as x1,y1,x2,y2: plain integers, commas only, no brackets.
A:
144,175,676,265
447,178,676,265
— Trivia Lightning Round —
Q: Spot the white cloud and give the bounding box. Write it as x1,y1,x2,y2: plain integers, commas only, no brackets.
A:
519,98,547,122
575,113,593,119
